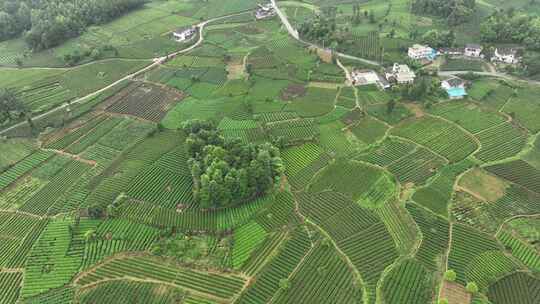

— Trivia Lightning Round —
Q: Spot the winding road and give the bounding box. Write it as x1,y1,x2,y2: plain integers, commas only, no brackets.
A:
0,12,249,136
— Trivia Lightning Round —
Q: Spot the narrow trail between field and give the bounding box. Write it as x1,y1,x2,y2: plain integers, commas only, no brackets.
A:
0,11,249,136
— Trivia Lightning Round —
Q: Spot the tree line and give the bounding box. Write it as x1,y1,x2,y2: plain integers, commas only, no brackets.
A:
182,120,284,209
0,0,146,50
480,9,540,50
411,0,476,25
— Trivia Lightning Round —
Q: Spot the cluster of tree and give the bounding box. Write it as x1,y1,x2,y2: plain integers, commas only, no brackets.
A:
480,10,540,50
298,13,344,49
0,0,146,50
63,44,118,66
182,120,284,209
420,29,456,48
0,88,26,125
411,0,476,25
396,75,445,102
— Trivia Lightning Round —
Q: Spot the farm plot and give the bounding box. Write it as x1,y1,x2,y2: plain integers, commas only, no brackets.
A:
387,146,447,186
271,242,363,304
218,118,267,144
106,82,184,122
474,122,528,162
118,194,274,233
317,120,355,157
412,160,474,217
350,116,388,145
283,87,337,117
44,115,109,150
308,160,393,203
487,272,540,304
0,271,23,304
465,250,521,291
381,259,433,304
406,203,450,271
337,222,399,303
255,192,298,232
375,202,419,255
264,118,319,145
65,116,124,155
391,116,478,163
281,143,330,189
448,224,504,285
485,160,540,194
78,281,185,304
0,213,45,268
367,103,413,125
21,218,82,299
298,191,380,242
428,101,506,134
14,76,75,113
82,219,161,269
232,221,267,269
19,160,91,216
20,286,75,304
355,137,416,167
0,150,53,191
235,228,311,304
76,255,246,301
497,231,540,271
83,130,182,210
503,86,540,133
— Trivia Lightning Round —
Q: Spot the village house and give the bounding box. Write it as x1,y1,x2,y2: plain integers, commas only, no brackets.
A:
492,48,521,64
351,69,390,90
255,3,276,20
464,44,483,58
439,47,463,57
385,63,416,84
173,27,196,42
441,77,468,99
408,44,436,60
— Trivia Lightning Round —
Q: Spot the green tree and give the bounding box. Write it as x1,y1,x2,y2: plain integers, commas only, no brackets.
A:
466,282,479,294
444,269,457,282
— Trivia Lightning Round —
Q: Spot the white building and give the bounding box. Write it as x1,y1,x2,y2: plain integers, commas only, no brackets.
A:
386,63,416,84
173,27,196,42
256,3,276,20
408,44,434,60
351,70,390,90
464,44,483,58
492,48,520,64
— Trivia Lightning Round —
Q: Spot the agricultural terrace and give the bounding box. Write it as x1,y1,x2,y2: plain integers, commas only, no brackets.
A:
0,0,539,303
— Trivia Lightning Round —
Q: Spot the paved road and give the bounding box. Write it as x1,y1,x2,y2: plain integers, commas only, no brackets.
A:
438,71,540,85
0,12,248,136
270,0,381,67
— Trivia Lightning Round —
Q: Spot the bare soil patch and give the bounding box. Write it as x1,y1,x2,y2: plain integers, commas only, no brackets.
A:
440,281,471,304
280,84,307,101
458,168,509,202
